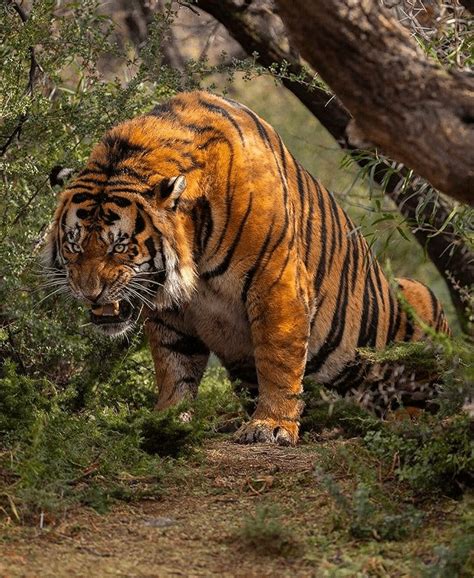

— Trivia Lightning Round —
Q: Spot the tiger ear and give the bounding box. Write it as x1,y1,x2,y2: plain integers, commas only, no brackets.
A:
155,175,187,210
49,165,75,188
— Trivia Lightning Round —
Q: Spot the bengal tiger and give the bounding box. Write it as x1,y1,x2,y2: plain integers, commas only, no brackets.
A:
43,91,450,445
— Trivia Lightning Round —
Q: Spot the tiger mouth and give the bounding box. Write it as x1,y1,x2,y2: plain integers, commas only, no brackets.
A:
90,300,133,326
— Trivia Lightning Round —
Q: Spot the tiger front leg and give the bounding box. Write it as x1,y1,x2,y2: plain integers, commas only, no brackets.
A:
234,285,309,446
145,310,209,412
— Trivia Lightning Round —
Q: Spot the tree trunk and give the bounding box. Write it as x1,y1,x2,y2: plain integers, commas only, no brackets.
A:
197,0,473,334
274,0,474,205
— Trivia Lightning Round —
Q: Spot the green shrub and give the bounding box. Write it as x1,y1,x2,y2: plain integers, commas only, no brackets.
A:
364,414,474,495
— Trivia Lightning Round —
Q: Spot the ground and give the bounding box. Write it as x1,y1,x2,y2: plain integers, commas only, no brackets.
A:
0,437,469,578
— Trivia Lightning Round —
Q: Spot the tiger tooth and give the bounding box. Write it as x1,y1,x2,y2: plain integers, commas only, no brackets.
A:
91,301,120,316
101,302,118,316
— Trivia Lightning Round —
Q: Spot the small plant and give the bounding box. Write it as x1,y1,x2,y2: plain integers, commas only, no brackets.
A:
235,504,302,557
315,469,424,541
422,507,474,577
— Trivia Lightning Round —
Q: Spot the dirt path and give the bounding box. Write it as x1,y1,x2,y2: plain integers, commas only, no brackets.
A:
0,439,461,577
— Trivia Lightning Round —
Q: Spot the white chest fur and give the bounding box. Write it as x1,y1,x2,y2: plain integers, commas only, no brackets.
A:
185,280,253,363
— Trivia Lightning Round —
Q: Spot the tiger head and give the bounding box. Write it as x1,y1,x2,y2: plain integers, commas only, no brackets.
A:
43,121,198,336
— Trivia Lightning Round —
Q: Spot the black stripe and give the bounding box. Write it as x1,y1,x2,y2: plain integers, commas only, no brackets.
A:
427,286,439,322
198,135,230,150
71,192,95,204
161,334,209,357
150,101,174,117
386,290,399,343
198,97,245,144
241,219,275,303
208,176,235,259
268,229,296,293
90,162,149,182
357,270,375,347
74,177,107,186
294,160,306,241
102,135,149,164
304,171,315,265
307,244,352,374
365,271,380,347
313,182,327,292
145,237,157,263
180,151,205,172
148,315,188,338
350,231,360,291
326,192,339,270
66,183,96,191
327,357,367,395
327,192,343,255
134,211,145,235
404,314,415,341
202,193,253,280
76,208,92,220
192,197,214,258
108,196,132,207
239,106,272,149
106,187,143,195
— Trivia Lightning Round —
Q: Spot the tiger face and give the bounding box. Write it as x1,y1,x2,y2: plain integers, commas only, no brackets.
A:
44,171,193,336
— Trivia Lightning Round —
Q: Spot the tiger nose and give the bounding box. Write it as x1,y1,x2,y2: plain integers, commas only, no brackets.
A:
82,287,105,304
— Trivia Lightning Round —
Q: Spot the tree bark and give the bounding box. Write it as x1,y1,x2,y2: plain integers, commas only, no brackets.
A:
275,0,474,206
197,0,473,334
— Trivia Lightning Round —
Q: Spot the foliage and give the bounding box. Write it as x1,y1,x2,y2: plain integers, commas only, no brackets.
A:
364,414,473,496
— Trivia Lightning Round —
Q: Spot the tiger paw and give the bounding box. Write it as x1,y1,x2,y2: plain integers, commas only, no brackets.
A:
233,418,298,446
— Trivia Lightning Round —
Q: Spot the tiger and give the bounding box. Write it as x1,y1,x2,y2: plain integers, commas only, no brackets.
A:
43,91,450,445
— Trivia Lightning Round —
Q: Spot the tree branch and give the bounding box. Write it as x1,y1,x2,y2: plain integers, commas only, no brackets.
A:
274,0,474,205
196,0,473,333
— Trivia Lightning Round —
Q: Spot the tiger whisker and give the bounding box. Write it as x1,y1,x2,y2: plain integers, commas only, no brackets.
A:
128,282,157,297
124,287,155,309
133,278,164,288
35,285,68,307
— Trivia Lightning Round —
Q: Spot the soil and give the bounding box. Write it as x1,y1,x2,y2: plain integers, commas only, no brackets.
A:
0,439,464,578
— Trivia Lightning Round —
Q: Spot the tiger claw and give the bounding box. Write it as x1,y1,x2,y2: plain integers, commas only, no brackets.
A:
233,419,298,446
